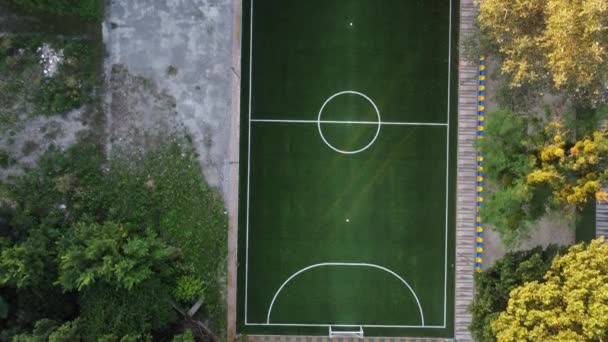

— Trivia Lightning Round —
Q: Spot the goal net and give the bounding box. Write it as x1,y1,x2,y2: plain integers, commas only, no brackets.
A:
328,325,364,339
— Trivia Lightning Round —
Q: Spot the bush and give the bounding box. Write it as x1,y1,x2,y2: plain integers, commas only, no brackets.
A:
477,110,535,184
57,222,180,292
80,281,176,339
174,276,206,303
172,329,195,342
478,110,551,243
469,245,565,342
9,0,104,21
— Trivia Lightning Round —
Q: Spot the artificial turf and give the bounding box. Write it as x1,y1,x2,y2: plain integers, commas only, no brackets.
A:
237,0,458,337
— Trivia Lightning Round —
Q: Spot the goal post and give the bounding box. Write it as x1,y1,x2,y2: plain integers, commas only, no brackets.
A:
328,325,364,339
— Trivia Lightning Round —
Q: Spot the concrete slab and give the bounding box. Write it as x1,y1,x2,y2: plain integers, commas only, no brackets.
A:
103,0,234,199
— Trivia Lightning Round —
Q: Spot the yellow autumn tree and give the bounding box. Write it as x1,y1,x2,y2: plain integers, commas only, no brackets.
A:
491,238,608,342
526,120,608,206
479,0,608,99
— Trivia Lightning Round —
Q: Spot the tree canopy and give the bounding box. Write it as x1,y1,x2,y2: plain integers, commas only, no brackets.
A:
469,245,564,341
0,140,227,340
479,0,608,103
526,120,608,207
492,238,608,341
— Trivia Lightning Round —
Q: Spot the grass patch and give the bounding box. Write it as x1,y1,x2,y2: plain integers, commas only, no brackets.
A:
0,36,99,129
7,0,103,21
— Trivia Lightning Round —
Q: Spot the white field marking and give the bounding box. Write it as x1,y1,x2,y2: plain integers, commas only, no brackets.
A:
244,0,254,324
250,118,448,126
317,91,381,154
443,0,453,328
245,323,445,329
265,263,425,326
244,0,453,328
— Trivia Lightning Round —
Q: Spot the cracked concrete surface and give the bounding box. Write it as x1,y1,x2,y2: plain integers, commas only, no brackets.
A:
103,0,234,199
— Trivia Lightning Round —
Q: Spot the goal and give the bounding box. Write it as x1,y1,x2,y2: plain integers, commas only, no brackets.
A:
328,325,364,339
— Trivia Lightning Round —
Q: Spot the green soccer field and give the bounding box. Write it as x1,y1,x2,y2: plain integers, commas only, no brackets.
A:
237,0,458,337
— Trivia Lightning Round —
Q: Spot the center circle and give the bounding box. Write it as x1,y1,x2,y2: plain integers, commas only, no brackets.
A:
317,91,382,154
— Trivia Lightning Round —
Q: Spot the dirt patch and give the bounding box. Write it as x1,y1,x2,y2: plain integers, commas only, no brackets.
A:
106,64,187,150
482,212,574,269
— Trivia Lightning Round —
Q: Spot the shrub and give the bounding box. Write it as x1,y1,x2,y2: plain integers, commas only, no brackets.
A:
80,281,175,339
172,329,195,342
174,276,206,303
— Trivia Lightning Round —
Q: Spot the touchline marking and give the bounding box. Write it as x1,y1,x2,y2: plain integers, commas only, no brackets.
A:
265,263,425,326
443,0,453,328
251,118,448,126
244,0,454,329
244,0,254,324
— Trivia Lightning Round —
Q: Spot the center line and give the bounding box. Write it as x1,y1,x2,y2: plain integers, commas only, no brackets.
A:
251,118,448,126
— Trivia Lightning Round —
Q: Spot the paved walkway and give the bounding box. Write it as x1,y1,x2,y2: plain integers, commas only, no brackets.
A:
227,0,242,340
597,194,608,238
454,0,478,340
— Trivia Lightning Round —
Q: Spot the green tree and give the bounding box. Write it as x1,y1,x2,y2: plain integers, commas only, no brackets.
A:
0,229,49,288
477,110,550,243
469,245,564,341
0,142,102,340
1,140,226,339
10,319,80,342
57,222,179,291
11,319,58,342
48,319,81,342
492,238,608,341
478,110,535,184
80,281,175,339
